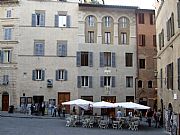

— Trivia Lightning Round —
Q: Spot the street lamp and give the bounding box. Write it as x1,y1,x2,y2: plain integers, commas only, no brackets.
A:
104,68,111,95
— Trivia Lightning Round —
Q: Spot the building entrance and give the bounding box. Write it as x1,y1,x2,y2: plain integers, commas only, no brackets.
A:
2,92,9,111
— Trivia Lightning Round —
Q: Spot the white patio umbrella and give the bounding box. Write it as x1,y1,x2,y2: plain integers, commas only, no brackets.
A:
92,101,115,108
114,102,150,110
61,99,93,110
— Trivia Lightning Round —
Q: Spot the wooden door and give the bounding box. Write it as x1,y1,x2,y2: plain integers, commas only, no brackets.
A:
58,92,70,113
2,94,9,111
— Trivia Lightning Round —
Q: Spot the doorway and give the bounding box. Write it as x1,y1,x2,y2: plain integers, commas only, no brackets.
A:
58,92,70,113
2,92,9,111
33,96,44,104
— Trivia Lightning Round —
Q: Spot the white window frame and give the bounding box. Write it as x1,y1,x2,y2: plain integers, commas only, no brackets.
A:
88,31,94,43
121,32,127,44
88,16,95,27
35,12,44,26
6,10,11,18
57,69,65,80
105,16,110,27
126,76,133,88
104,32,111,44
35,70,42,80
81,76,89,87
104,76,111,87
34,42,44,56
120,17,129,28
3,27,12,40
2,49,11,63
58,15,67,27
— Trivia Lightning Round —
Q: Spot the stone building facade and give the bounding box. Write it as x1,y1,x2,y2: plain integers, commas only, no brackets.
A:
156,0,180,134
136,9,157,109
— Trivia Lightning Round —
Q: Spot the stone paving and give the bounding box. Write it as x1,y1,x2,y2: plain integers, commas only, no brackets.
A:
0,112,169,135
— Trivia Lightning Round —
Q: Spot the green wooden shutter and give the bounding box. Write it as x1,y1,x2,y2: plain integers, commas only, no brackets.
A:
55,15,59,27
32,14,36,27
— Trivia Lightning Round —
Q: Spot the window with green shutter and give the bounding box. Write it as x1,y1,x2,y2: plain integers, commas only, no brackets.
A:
57,41,67,57
54,12,70,27
34,41,45,56
32,69,45,81
56,69,67,81
32,11,45,27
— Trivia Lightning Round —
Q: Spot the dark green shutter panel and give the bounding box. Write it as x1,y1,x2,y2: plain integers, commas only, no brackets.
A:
166,21,170,41
32,70,36,80
76,52,81,67
32,14,36,27
64,44,67,56
112,76,115,87
56,70,59,81
112,52,116,67
89,76,92,88
64,70,67,81
42,70,45,81
77,76,81,88
55,15,59,27
0,50,2,63
40,13,45,27
66,15,71,28
158,34,161,50
177,2,180,28
9,50,12,63
100,76,104,87
100,52,104,67
89,52,93,67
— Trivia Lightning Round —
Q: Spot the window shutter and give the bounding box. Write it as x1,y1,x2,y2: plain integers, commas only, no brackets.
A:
100,52,104,67
56,70,59,81
1,51,4,63
89,52,93,67
77,76,81,88
0,50,2,63
32,70,36,80
9,50,12,63
100,76,104,87
177,2,180,28
57,44,61,56
64,70,67,81
66,15,71,28
89,76,92,88
62,44,67,56
55,15,59,27
112,52,116,67
166,21,170,41
42,70,45,81
40,13,45,27
32,14,36,27
76,52,81,67
7,29,11,40
112,76,115,87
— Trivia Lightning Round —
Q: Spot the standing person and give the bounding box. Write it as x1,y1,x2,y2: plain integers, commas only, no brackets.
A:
116,109,122,120
31,104,34,115
41,102,45,116
153,110,158,128
52,105,57,117
73,106,76,115
57,105,62,117
146,108,153,127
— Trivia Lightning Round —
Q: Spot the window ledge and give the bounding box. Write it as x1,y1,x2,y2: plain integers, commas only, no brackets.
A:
0,40,19,44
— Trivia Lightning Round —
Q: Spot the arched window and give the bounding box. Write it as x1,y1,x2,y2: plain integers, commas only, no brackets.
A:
138,80,143,88
85,15,97,43
119,17,130,28
118,17,130,45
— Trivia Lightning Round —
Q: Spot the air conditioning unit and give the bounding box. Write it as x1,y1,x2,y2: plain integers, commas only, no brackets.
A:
47,79,53,88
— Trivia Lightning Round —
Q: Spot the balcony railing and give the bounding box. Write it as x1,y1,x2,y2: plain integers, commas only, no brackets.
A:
0,0,19,4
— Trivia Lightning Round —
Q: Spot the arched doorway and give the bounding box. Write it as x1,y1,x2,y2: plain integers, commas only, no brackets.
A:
2,92,9,111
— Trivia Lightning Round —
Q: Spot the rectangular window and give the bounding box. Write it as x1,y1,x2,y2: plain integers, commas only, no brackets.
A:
153,35,156,47
55,12,70,28
125,53,133,67
34,41,45,56
100,52,115,67
148,81,153,88
121,32,127,44
6,10,11,18
167,63,173,90
138,80,143,88
139,59,145,69
76,52,93,67
32,12,45,27
150,13,155,25
178,58,180,90
3,28,12,40
104,76,111,86
139,13,144,24
100,76,115,87
126,76,133,88
57,40,67,57
32,69,45,81
81,76,89,87
88,31,94,43
139,34,145,46
59,15,67,27
2,49,12,63
104,32,111,44
56,69,67,81
167,13,175,41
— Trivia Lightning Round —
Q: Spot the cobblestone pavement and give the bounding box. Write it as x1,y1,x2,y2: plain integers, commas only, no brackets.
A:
0,116,169,135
